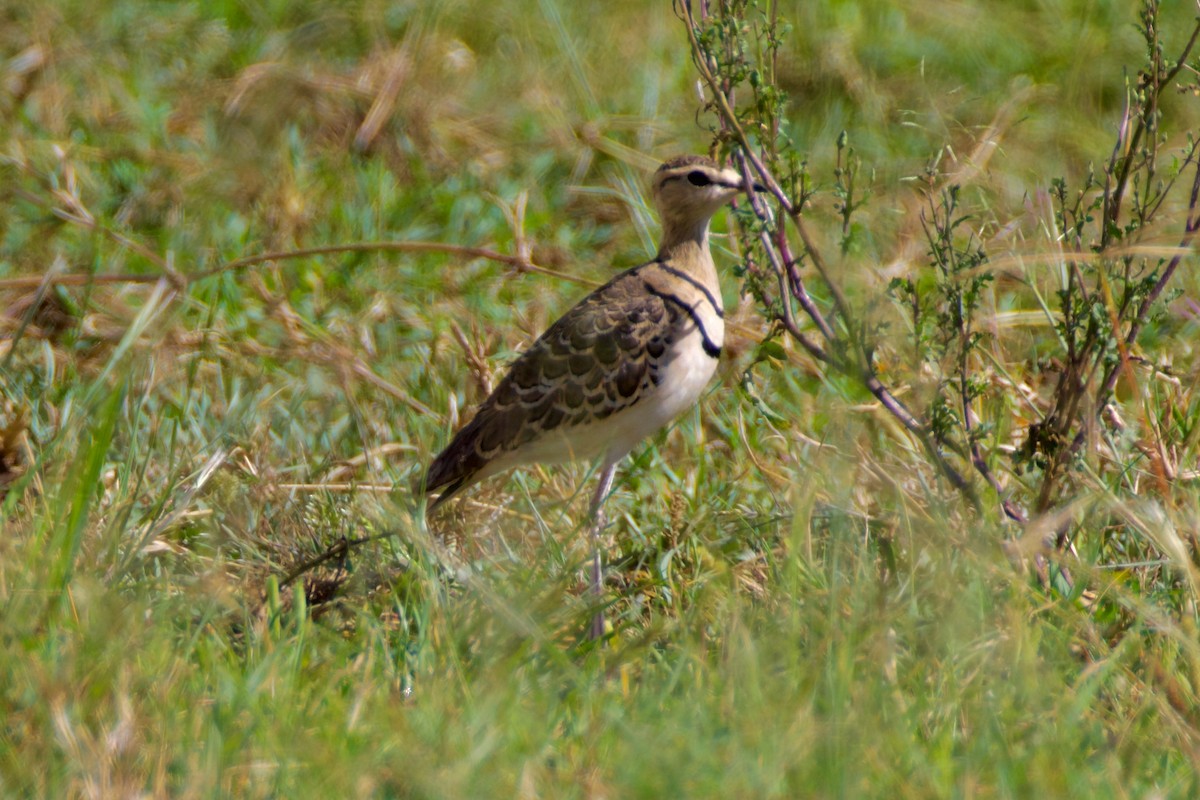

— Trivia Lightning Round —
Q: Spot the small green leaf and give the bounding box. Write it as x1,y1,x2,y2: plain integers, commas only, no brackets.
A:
756,340,787,361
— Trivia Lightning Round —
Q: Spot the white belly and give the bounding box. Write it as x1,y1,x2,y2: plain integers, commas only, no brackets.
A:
606,325,720,456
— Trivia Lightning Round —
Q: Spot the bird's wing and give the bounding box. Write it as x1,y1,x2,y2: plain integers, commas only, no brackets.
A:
424,262,687,504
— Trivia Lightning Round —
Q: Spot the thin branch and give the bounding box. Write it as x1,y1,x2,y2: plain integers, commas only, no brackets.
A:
195,241,595,287
0,273,161,290
1099,152,1200,403
278,531,401,588
0,241,599,292
679,2,794,214
1105,18,1200,234
51,208,178,280
683,1,985,509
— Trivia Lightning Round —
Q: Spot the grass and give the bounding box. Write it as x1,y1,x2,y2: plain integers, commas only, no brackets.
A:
2,0,1200,796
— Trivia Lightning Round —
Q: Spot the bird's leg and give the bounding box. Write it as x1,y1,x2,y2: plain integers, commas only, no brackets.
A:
587,460,618,640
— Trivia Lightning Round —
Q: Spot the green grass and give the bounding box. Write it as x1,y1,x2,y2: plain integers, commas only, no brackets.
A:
3,0,1200,796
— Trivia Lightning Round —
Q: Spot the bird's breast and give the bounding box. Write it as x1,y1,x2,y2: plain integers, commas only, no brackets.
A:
646,319,723,426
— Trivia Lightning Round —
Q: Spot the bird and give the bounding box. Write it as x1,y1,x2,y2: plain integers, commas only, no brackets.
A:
424,154,759,638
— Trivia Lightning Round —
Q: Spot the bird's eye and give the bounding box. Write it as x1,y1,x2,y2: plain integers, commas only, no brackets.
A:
687,170,712,187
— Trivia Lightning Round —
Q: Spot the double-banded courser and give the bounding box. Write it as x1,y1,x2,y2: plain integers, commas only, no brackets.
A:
425,155,757,637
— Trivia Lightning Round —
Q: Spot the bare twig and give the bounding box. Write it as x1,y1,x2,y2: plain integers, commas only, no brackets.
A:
195,241,594,286
0,242,595,292
0,273,162,291
277,530,402,588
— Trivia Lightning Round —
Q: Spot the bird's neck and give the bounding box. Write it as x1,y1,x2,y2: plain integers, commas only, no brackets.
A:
656,221,718,288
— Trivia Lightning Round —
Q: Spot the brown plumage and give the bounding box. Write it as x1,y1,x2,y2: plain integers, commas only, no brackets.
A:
424,154,758,636
425,260,697,506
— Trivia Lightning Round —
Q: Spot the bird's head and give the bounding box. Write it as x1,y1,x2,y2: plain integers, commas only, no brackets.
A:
650,155,762,246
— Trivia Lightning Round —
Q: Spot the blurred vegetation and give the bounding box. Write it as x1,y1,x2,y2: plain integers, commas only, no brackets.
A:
2,0,1200,796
